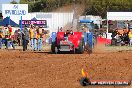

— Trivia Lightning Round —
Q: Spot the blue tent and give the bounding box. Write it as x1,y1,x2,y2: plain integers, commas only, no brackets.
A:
31,17,37,20
0,17,18,27
79,19,93,23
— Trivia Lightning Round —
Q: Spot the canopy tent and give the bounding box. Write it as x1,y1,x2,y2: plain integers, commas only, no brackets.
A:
107,12,132,20
31,17,37,20
106,12,132,39
0,17,18,27
79,19,93,23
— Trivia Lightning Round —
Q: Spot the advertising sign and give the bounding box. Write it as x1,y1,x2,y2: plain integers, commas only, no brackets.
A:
2,4,28,16
19,20,47,28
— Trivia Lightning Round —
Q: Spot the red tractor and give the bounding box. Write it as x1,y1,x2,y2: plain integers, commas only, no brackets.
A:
51,30,85,54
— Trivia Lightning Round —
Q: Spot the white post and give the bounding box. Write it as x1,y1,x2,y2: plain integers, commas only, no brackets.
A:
106,19,108,39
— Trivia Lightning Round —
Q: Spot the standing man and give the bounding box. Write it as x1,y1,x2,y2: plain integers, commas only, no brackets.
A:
29,24,34,50
29,24,37,51
17,29,21,46
33,26,37,51
6,25,15,49
128,30,132,46
22,25,29,51
0,30,3,49
36,26,43,51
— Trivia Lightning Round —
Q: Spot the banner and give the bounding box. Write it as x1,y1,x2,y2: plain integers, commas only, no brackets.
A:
2,4,28,16
19,20,47,28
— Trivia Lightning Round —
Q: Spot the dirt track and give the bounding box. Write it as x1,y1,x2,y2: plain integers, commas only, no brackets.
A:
0,44,132,88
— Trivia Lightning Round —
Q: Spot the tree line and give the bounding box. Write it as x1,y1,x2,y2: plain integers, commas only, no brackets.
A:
11,0,132,18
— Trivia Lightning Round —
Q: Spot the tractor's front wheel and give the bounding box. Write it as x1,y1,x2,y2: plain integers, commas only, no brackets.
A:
72,46,76,54
55,47,58,54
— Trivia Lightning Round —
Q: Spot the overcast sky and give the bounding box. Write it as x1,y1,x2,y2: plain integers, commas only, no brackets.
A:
0,0,20,12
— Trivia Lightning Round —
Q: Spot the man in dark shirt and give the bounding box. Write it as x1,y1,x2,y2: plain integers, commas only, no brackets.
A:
0,30,3,49
111,29,118,45
111,29,118,39
22,25,29,51
123,30,129,45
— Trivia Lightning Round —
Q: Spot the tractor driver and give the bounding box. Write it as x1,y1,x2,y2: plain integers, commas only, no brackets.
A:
64,29,73,37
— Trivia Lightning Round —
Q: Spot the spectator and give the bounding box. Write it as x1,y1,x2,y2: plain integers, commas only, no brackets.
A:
17,29,21,46
128,30,132,46
29,24,34,50
95,24,99,30
111,29,118,45
0,30,3,49
85,27,89,33
22,25,29,51
30,26,37,51
64,30,70,37
36,26,43,51
29,25,37,51
111,29,118,39
42,29,45,45
5,25,15,49
42,29,45,34
44,30,47,34
5,35,9,49
115,33,122,45
123,30,129,45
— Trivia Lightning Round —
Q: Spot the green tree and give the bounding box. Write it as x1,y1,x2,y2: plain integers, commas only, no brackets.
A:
19,0,132,18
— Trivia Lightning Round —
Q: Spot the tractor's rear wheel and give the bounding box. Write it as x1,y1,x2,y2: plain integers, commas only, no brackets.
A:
76,40,84,54
86,43,93,54
51,42,56,53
